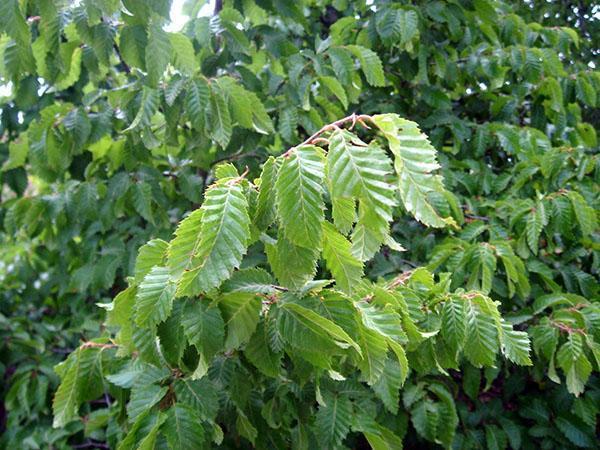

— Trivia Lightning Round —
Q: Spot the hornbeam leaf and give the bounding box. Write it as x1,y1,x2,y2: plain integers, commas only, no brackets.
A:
254,157,278,231
556,334,592,396
181,299,225,360
568,191,597,238
245,322,282,377
185,77,210,131
346,45,385,86
177,183,250,296
119,25,147,70
124,86,160,132
0,0,30,46
319,76,349,109
429,382,458,448
372,357,402,413
174,378,220,421
315,392,353,448
138,415,167,450
266,231,319,290
168,209,203,279
146,20,171,86
134,239,168,282
500,322,532,366
169,32,197,74
441,296,466,356
327,129,396,221
372,114,454,228
355,301,406,344
332,197,356,235
464,296,499,367
281,302,361,355
526,204,545,254
220,292,262,350
275,145,325,249
363,424,404,450
357,327,388,386
163,404,205,449
126,384,167,421
135,267,176,329
222,268,277,294
52,350,83,428
208,83,233,148
351,202,389,261
322,221,363,294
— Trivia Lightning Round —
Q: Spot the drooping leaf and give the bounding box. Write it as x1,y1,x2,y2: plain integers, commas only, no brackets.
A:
275,145,325,249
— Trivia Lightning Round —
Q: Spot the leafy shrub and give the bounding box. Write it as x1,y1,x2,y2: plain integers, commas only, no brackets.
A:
0,0,598,449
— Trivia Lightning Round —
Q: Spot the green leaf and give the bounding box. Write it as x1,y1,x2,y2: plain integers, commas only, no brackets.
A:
357,327,388,386
52,351,82,428
132,181,154,224
208,83,233,148
526,205,545,254
127,383,167,421
254,157,278,231
119,25,147,70
0,0,30,46
163,404,205,449
145,20,172,86
185,77,210,131
372,357,402,413
222,268,277,294
347,45,385,87
220,292,261,350
322,221,363,294
135,266,176,329
236,408,258,445
125,86,160,132
372,114,454,228
169,32,197,74
556,334,592,396
281,302,361,355
174,378,219,421
181,300,225,361
315,392,353,449
245,322,282,377
441,296,466,356
464,296,498,367
319,76,348,109
177,183,250,296
266,231,319,290
500,322,532,366
568,191,597,238
134,239,168,283
327,129,396,223
275,145,325,249
1,137,28,171
168,209,203,279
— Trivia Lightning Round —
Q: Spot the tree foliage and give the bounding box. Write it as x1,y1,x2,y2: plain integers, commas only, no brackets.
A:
0,0,598,449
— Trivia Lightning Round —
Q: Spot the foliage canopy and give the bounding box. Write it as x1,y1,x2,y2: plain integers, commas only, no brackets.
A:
0,0,598,449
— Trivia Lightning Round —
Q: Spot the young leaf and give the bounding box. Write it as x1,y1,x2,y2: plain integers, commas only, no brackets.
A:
372,114,454,228
275,145,325,249
322,221,364,294
135,267,176,329
177,183,250,296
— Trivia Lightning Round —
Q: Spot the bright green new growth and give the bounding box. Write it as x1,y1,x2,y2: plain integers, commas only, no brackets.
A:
53,114,532,448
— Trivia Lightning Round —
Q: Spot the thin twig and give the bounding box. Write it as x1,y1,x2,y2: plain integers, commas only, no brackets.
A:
283,113,374,157
80,342,118,350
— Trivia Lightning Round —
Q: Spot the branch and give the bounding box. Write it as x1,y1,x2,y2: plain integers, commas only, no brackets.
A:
283,113,374,157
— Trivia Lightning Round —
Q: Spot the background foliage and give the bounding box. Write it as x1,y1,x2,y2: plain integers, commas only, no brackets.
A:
0,0,598,448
